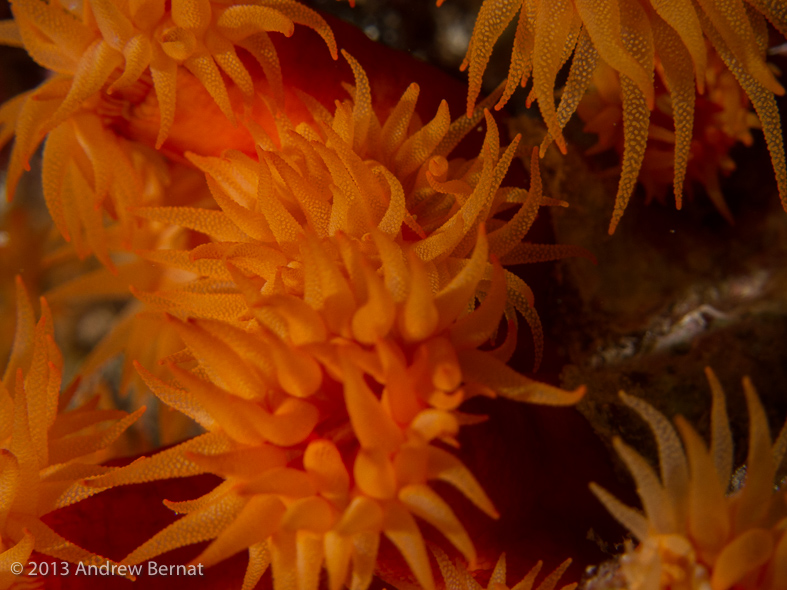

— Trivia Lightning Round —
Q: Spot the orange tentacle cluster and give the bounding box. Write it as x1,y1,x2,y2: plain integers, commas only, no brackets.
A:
0,0,596,583
577,46,763,222
432,546,577,590
591,368,787,590
83,222,583,590
74,55,586,590
0,278,143,586
0,0,337,263
459,0,787,232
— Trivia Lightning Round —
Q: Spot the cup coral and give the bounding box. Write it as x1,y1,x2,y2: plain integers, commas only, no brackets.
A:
576,45,762,223
0,3,592,586
431,545,577,590
459,0,787,232
78,217,585,590
72,61,588,588
0,1,784,590
590,367,787,590
0,0,338,267
1,0,337,146
0,278,144,588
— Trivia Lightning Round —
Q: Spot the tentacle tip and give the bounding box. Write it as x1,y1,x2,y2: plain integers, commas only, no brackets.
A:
104,261,119,276
555,134,567,155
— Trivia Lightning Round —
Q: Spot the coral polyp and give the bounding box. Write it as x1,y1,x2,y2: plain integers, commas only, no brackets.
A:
0,279,143,587
459,0,787,231
591,368,787,590
0,0,784,589
74,59,586,588
577,46,762,222
2,0,337,146
432,545,577,590
81,221,584,590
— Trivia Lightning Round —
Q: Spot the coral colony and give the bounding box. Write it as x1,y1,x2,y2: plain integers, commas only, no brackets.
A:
0,1,785,590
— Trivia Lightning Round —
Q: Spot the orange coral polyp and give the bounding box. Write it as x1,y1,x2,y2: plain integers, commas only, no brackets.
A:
0,0,343,269
459,0,787,232
577,47,765,223
90,225,580,590
88,127,584,588
432,546,578,590
591,368,787,590
0,3,598,586
2,0,338,147
0,278,144,585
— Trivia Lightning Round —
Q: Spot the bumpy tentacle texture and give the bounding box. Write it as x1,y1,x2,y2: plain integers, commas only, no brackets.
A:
0,278,144,588
0,0,337,262
1,0,336,146
578,45,761,224
432,546,577,590
130,51,596,371
84,227,585,590
459,0,787,233
590,368,787,590
82,56,587,590
4,86,173,268
42,201,215,447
